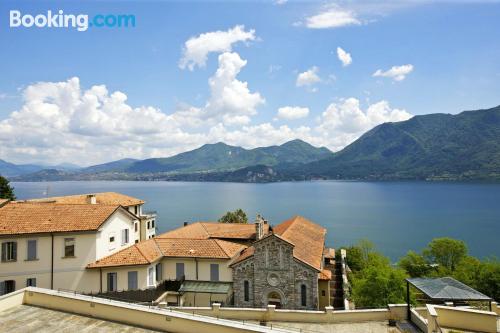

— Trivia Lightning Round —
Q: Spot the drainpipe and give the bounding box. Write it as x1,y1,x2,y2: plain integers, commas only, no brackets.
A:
99,268,102,293
50,233,54,289
195,258,199,280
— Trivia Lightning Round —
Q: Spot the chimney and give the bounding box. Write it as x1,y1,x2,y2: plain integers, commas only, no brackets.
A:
86,194,97,205
184,221,189,227
255,214,265,240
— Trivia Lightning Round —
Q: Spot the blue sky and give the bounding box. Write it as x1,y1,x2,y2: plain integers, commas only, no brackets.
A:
1,1,500,165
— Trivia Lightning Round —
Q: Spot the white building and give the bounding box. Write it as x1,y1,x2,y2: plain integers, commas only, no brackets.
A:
0,194,146,295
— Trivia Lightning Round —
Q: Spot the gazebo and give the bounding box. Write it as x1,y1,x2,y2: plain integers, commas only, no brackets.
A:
406,277,493,319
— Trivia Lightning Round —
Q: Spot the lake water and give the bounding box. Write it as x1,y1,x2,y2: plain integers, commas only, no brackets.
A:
11,181,500,261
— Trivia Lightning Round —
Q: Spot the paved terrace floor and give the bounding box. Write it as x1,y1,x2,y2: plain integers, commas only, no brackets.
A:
0,304,161,333
256,321,405,333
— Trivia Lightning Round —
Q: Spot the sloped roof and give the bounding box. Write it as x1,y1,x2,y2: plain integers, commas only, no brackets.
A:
88,238,162,268
407,277,492,301
158,222,268,240
318,269,332,280
0,202,122,235
232,216,326,271
27,192,144,207
88,237,246,268
273,216,326,271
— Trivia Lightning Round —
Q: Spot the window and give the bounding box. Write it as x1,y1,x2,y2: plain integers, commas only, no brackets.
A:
210,263,219,282
148,267,155,286
121,229,129,245
134,222,138,232
26,278,36,287
135,240,139,244
175,263,184,280
151,220,155,228
147,221,150,229
64,238,75,257
107,272,117,292
128,271,138,290
1,280,15,295
244,281,250,301
134,206,138,215
155,263,162,282
1,241,17,262
27,240,37,260
301,284,307,307
109,236,115,243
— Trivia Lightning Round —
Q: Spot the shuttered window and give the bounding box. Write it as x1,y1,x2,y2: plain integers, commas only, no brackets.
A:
176,263,185,280
128,271,138,290
155,263,162,282
64,238,75,257
27,240,37,260
107,272,117,292
121,229,129,245
210,264,219,282
1,242,17,262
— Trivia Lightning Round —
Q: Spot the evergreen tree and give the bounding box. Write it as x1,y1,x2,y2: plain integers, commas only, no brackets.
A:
0,175,15,200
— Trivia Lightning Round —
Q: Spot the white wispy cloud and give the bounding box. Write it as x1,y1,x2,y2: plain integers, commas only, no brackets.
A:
337,47,352,67
296,66,321,90
179,25,256,71
277,106,310,120
305,5,361,29
373,64,414,81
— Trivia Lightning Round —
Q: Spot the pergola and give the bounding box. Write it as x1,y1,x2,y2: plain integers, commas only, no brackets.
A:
406,277,493,319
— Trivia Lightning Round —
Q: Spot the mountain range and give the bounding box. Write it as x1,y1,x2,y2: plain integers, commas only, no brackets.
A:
5,105,500,182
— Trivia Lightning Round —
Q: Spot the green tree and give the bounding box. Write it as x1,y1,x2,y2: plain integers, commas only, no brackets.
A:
475,258,500,301
0,175,15,200
423,237,467,271
218,209,248,223
351,260,408,307
399,251,432,277
452,256,482,288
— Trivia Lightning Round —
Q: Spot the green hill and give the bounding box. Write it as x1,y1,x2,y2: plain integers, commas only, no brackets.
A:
299,105,500,180
126,139,331,174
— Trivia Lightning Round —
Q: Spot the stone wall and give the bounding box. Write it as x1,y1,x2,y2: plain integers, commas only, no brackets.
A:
233,234,318,310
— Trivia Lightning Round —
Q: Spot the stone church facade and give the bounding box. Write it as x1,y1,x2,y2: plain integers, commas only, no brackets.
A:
232,233,319,310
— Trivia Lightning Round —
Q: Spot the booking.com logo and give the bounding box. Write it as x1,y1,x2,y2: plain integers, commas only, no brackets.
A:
9,10,136,32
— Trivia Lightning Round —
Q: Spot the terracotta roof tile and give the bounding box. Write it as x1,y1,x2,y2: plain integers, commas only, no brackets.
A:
318,269,332,280
0,202,121,235
88,238,246,268
27,192,144,207
157,222,268,240
232,216,326,271
274,216,326,271
87,238,162,268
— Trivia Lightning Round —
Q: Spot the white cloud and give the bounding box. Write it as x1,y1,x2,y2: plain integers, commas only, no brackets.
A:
277,106,310,120
373,64,414,81
203,52,265,125
274,0,288,4
296,66,321,88
316,98,412,151
0,77,412,165
179,25,256,71
337,47,352,67
305,5,361,29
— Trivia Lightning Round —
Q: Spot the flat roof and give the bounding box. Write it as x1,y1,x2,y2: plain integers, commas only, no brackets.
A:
179,281,232,294
0,304,160,332
407,277,492,301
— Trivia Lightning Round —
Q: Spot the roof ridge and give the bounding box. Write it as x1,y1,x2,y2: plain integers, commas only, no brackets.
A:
213,239,231,258
199,222,211,238
152,238,165,257
134,242,153,263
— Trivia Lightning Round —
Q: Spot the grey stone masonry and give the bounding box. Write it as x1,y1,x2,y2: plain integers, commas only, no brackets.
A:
233,234,319,310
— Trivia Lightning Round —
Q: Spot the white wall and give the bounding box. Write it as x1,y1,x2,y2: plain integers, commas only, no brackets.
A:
161,258,232,282
96,209,138,260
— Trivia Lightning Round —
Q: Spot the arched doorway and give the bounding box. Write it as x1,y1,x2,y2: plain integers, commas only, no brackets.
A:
267,291,282,309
